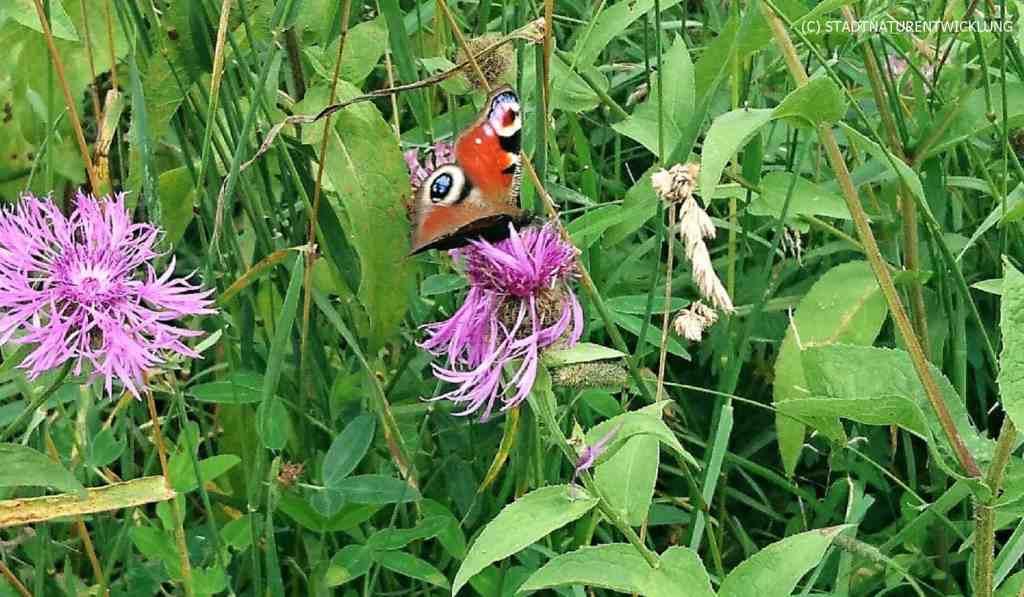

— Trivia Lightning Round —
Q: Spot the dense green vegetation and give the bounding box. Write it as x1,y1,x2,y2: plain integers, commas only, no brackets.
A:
2,0,1024,595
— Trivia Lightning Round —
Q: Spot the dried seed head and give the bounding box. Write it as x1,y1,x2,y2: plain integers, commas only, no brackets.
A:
672,301,719,342
651,162,701,204
512,17,547,45
551,361,629,390
277,462,304,488
457,35,516,91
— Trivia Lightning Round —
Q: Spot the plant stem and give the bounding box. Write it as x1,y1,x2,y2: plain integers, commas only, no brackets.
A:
655,206,676,401
144,391,194,597
30,0,100,191
976,418,1018,597
761,0,981,478
0,560,31,597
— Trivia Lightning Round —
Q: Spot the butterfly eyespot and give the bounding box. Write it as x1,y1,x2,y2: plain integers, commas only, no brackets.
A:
430,173,453,201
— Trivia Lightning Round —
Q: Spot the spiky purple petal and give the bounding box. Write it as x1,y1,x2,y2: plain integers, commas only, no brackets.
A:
0,192,215,397
421,223,582,420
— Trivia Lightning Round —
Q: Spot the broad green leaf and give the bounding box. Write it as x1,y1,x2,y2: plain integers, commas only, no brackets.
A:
773,77,847,127
188,372,264,404
802,344,993,464
276,491,379,533
324,545,373,587
85,427,125,469
521,51,604,115
0,443,83,494
748,172,851,224
323,415,375,487
587,403,698,468
542,343,626,367
332,474,419,504
375,550,449,589
603,168,658,246
776,396,929,438
572,0,683,67
451,485,598,595
999,261,1024,431
5,0,78,40
157,167,195,246
718,526,846,597
169,454,241,493
257,397,291,451
519,544,713,597
567,205,628,249
422,499,467,559
131,526,181,579
612,36,694,158
366,515,449,551
318,82,413,352
773,261,888,475
974,278,1004,296
596,434,658,527
320,16,388,85
699,108,774,200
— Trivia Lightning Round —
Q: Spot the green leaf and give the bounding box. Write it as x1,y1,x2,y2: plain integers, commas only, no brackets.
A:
5,0,79,40
595,434,658,527
572,0,683,67
773,77,847,127
0,443,83,494
375,550,450,589
587,403,698,468
612,36,694,159
188,372,264,404
699,108,775,200
613,313,690,359
718,526,846,597
519,544,713,597
332,475,419,504
840,123,926,207
169,454,241,493
748,172,851,223
542,343,626,367
999,260,1024,431
603,168,658,246
777,396,929,438
324,545,374,587
366,515,449,551
318,16,388,86
317,83,413,351
451,485,598,595
85,427,125,469
606,295,689,315
157,167,195,245
567,205,628,250
259,253,304,450
323,414,375,487
802,344,993,464
257,397,291,451
772,261,889,475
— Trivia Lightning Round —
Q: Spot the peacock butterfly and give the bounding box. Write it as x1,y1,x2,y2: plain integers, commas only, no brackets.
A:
409,86,527,255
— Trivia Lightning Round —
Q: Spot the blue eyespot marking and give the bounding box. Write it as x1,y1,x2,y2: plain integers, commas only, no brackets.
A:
431,173,453,201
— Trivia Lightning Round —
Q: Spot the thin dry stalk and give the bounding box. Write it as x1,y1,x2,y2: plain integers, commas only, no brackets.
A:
656,205,677,401
0,560,31,597
31,0,100,191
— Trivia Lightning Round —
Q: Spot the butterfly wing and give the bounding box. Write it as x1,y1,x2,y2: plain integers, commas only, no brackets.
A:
409,87,523,255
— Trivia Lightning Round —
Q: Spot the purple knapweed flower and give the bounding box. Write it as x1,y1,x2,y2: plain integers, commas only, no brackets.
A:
0,192,215,397
572,423,623,485
404,141,455,189
421,223,583,420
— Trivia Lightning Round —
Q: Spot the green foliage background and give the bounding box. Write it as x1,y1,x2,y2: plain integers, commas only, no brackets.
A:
2,0,1024,595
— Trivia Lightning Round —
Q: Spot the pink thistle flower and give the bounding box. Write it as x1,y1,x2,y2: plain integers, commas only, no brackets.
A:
404,141,455,189
421,223,583,420
0,192,216,397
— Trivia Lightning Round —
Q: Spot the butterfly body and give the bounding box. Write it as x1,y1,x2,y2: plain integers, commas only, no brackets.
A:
410,87,524,255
